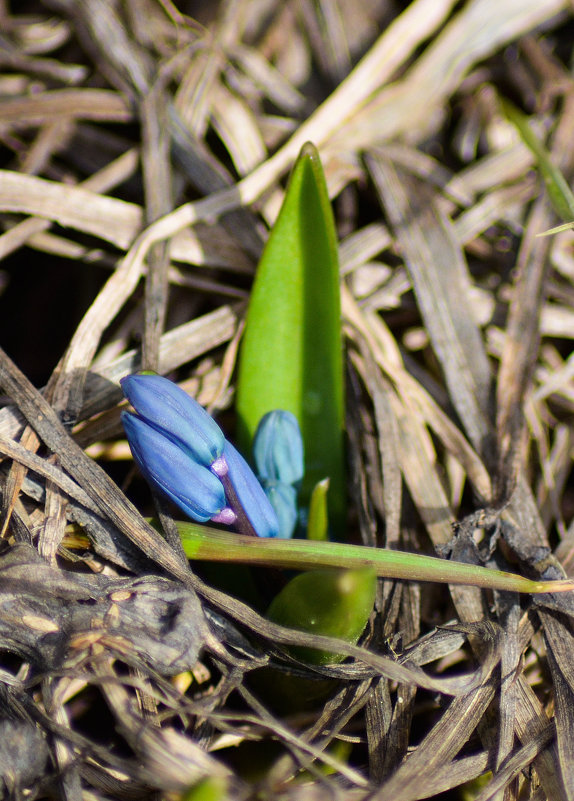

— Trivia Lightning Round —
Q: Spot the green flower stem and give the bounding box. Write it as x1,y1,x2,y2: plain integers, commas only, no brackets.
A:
176,522,574,594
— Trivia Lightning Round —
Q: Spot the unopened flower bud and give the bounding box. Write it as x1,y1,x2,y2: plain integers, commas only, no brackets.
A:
120,374,225,467
121,412,227,522
253,410,304,486
264,482,298,539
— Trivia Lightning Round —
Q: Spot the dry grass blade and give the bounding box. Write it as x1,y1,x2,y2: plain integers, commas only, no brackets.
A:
0,170,141,249
0,433,98,512
372,684,497,800
0,88,131,123
496,197,554,501
513,677,565,800
191,573,503,697
348,345,402,548
538,609,574,800
386,385,455,547
0,346,191,582
334,0,570,151
141,85,174,372
225,0,460,205
0,147,139,261
367,152,492,456
472,727,554,801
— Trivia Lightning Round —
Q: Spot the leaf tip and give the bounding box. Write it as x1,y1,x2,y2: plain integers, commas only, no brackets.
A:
300,141,320,161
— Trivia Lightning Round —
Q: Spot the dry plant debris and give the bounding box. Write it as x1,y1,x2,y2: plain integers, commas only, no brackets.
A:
1,0,574,799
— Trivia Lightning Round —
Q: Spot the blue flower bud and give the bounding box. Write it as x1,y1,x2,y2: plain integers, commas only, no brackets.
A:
264,482,298,539
223,440,280,538
253,410,304,486
122,411,226,522
120,374,225,467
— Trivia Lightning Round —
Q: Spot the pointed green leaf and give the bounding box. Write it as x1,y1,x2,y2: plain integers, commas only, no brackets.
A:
176,522,574,595
236,142,345,528
307,478,330,541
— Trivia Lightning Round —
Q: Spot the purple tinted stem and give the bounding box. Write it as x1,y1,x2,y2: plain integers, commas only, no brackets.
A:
218,472,259,537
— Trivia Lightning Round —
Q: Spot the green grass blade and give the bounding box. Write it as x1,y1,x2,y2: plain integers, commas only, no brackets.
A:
177,522,574,595
502,99,574,222
536,221,574,237
236,142,345,528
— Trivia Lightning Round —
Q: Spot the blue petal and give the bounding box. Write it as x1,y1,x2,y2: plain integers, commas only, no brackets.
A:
223,440,279,538
253,410,304,486
264,483,298,539
121,374,225,467
122,412,226,522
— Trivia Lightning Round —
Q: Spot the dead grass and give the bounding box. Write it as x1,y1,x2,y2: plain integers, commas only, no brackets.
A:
1,0,574,798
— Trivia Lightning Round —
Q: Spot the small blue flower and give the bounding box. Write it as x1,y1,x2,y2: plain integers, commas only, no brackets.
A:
121,373,282,537
253,410,304,486
223,440,280,538
120,374,225,467
121,411,226,522
264,482,298,539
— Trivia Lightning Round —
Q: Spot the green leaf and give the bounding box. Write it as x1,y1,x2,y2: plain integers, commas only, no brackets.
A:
236,142,345,529
266,567,377,664
180,778,227,801
502,99,574,222
306,478,330,541
537,221,574,238
176,522,574,595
